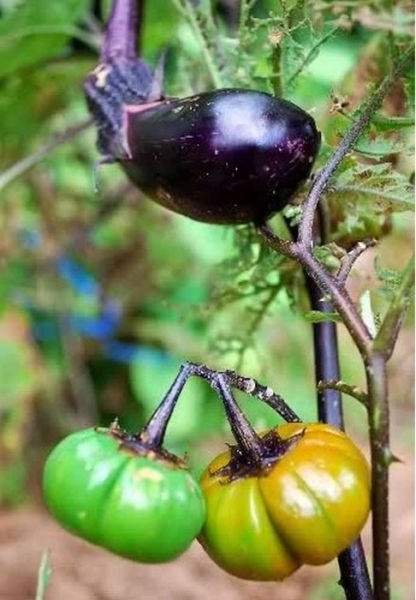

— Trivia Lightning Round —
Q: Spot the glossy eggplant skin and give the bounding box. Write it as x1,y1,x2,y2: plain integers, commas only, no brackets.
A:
84,56,321,225
84,0,320,225
120,89,320,224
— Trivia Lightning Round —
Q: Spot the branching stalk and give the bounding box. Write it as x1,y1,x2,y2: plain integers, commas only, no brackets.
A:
365,352,390,599
258,225,373,356
259,47,413,600
142,362,302,448
317,380,369,406
285,214,372,599
298,46,414,248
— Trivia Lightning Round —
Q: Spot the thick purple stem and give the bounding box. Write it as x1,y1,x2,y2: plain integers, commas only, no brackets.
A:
101,0,139,62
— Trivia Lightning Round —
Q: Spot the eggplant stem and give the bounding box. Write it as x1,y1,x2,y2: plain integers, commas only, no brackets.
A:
102,0,139,62
140,362,301,448
215,374,264,464
140,363,191,446
225,371,301,422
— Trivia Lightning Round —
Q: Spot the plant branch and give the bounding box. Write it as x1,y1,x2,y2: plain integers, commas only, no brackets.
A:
300,249,373,354
317,380,369,407
285,213,372,599
258,40,411,357
374,254,415,360
141,363,191,446
0,119,92,193
215,374,264,464
298,46,414,248
286,26,339,89
257,44,413,600
365,353,389,600
238,0,257,35
143,362,302,443
337,239,377,285
225,371,301,423
258,225,373,356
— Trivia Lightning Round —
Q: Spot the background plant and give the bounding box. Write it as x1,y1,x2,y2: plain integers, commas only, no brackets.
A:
0,1,414,599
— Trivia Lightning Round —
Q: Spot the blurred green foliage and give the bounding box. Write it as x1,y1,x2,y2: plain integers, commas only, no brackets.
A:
0,0,414,508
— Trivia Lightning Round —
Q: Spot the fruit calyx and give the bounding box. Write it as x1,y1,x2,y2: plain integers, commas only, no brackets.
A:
210,428,305,482
101,420,186,468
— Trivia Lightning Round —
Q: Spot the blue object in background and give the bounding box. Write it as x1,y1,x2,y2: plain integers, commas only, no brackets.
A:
55,255,99,297
102,340,170,365
69,300,121,340
18,229,168,366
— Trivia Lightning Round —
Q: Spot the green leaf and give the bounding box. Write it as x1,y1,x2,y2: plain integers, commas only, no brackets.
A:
371,114,414,131
333,162,414,213
304,311,342,323
374,258,404,298
0,0,90,77
354,134,407,158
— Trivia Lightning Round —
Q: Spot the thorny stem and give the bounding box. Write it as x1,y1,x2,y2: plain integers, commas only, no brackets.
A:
144,361,303,468
269,39,283,98
215,374,264,465
366,352,390,600
259,48,413,600
227,371,301,423
366,258,414,600
298,46,414,248
301,249,373,355
285,213,372,599
285,26,339,89
258,225,373,356
317,380,369,407
337,240,376,285
239,0,257,34
142,362,302,448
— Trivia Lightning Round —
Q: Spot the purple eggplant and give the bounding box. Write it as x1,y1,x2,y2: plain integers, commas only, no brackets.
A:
120,90,320,224
84,0,321,225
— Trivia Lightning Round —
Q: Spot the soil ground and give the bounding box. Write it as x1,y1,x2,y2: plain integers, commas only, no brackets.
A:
0,447,413,600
